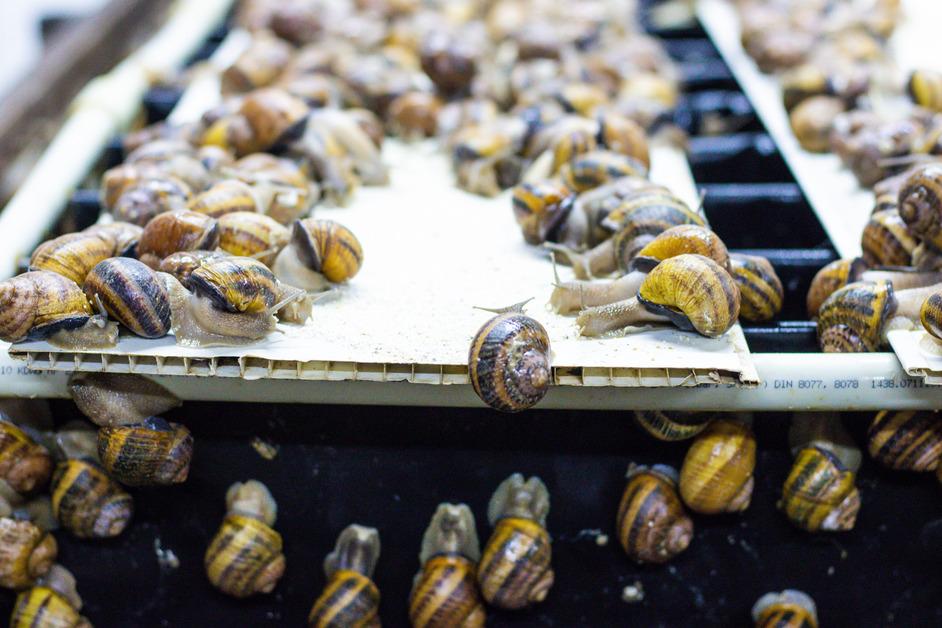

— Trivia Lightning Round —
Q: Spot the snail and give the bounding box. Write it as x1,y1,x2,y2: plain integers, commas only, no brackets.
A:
217,211,291,265
922,290,942,341
788,412,862,474
308,524,381,628
779,446,860,532
867,410,942,472
51,458,133,539
789,96,845,152
229,153,317,225
10,564,91,628
805,257,940,317
616,464,693,564
0,419,53,495
83,257,172,339
452,118,526,197
861,209,918,267
205,479,285,598
272,218,363,291
222,32,294,94
388,91,443,139
101,165,192,226
124,140,212,194
572,177,670,246
555,82,609,117
69,373,180,427
576,254,740,338
632,410,713,442
136,209,220,268
477,473,553,610
596,112,650,170
679,418,756,515
898,164,942,252
298,107,389,191
908,69,942,112
421,31,477,97
729,253,784,322
410,503,485,628
187,179,260,218
0,516,57,589
512,179,577,246
752,590,818,628
522,116,598,181
29,232,115,286
97,417,193,486
558,150,647,193
158,250,228,285
83,222,143,258
468,300,551,413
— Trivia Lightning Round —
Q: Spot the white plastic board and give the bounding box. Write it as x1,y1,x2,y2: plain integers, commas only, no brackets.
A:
888,328,942,385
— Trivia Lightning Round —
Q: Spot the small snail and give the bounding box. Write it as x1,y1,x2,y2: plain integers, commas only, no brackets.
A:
779,446,860,532
205,480,285,598
908,69,942,112
752,590,818,628
0,516,57,589
51,458,133,539
789,96,845,152
137,209,220,268
452,119,525,197
10,564,91,628
83,257,172,339
921,290,942,342
272,218,363,290
555,82,609,117
468,300,551,413
421,31,477,97
558,150,647,193
867,410,942,472
616,464,693,564
576,254,740,338
0,419,53,495
633,410,713,442
729,253,784,322
158,250,228,285
410,503,485,628
187,179,260,218
898,164,942,252
69,373,180,427
861,209,917,267
679,418,756,515
217,211,290,265
511,179,577,246
388,91,443,139
308,524,381,628
477,473,554,610
97,417,193,486
29,232,114,286
239,88,310,154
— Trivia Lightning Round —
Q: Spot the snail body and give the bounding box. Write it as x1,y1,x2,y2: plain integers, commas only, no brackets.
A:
0,419,53,495
616,464,693,564
51,459,133,539
752,589,818,628
309,524,381,628
136,210,220,268
0,517,57,589
779,446,860,532
468,301,550,413
11,565,90,628
29,233,114,286
729,253,784,322
867,410,942,471
69,373,180,427
272,218,363,290
83,258,172,339
217,211,290,265
97,417,193,486
633,410,713,442
679,419,756,515
477,474,553,610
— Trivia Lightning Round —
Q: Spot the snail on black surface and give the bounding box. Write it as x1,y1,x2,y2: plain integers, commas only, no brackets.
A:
729,253,784,322
752,589,818,628
97,417,193,487
477,473,553,610
0,418,53,495
51,456,133,539
272,218,363,291
616,464,693,564
0,516,57,589
679,418,756,515
136,209,220,268
788,412,862,475
468,300,551,413
633,410,713,442
10,564,91,628
217,211,291,266
867,410,942,472
779,446,860,532
410,503,485,628
69,373,180,427
308,524,381,628
205,480,285,598
83,257,172,339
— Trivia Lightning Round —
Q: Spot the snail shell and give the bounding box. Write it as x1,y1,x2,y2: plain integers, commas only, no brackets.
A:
633,410,713,442
779,446,860,532
158,250,228,286
388,91,443,139
69,373,180,427
616,464,693,564
239,88,310,153
559,150,647,193
112,175,193,227
468,302,551,413
630,224,728,273
549,126,598,174
908,69,942,112
222,32,293,94
806,257,867,317
610,195,706,273
273,219,364,290
477,474,553,610
867,410,942,472
921,290,942,341
512,179,575,245
29,233,114,286
51,459,133,539
0,419,53,495
752,589,819,628
596,112,650,170
187,256,279,314
898,164,942,252
421,33,477,97
83,222,143,258
202,113,258,157
83,258,172,339
137,210,220,268
861,209,918,267
230,153,315,225
97,417,193,486
679,419,756,514
217,212,290,266
556,83,609,117
11,584,90,628
187,179,259,218
0,271,93,343
789,96,845,152
0,517,57,589
816,280,896,352
729,253,784,322
308,524,381,628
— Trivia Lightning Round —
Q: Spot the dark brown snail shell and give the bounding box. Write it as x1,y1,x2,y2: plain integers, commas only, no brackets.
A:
0,419,53,495
51,459,133,539
84,257,172,339
97,417,194,486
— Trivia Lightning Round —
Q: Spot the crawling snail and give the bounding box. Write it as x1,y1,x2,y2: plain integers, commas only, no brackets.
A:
0,418,53,495
69,373,180,427
468,300,551,413
861,209,917,268
0,516,57,589
217,211,290,266
205,480,285,598
632,410,713,442
308,524,381,628
867,410,942,472
51,455,133,539
410,503,485,628
10,564,90,628
97,418,193,487
679,418,756,515
779,446,860,532
477,473,554,610
752,590,818,628
729,253,784,322
616,464,693,564
576,254,740,338
272,218,363,291
84,257,172,339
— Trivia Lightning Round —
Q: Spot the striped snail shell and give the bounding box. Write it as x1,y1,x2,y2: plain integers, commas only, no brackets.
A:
630,224,729,273
816,280,896,352
898,164,942,252
187,179,259,218
112,174,193,227
633,410,713,442
861,209,918,267
806,257,867,318
84,222,143,258
410,503,485,628
51,459,133,539
616,464,693,564
596,112,650,170
789,96,845,152
908,69,942,112
752,590,818,628
468,301,551,413
388,91,443,140
157,250,228,286
308,524,381,628
205,480,285,598
69,373,180,427
729,253,784,322
477,473,554,610
0,517,57,589
679,418,756,515
779,446,860,532
11,565,90,628
0,271,93,343
29,232,114,286
137,209,220,268
609,194,706,275
230,153,315,225
921,290,942,341
83,258,172,339
97,417,193,486
217,212,290,266
0,419,53,495
273,219,363,291
559,150,647,193
867,410,942,472
511,179,575,246
549,125,598,175
187,256,279,314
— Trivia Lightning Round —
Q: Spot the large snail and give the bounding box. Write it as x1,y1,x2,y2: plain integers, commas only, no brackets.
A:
679,418,756,515
29,232,115,286
51,456,133,539
779,446,860,532
308,524,381,628
97,417,193,487
205,480,285,598
272,218,363,291
867,410,942,472
187,179,260,218
477,473,554,610
0,516,57,589
752,589,818,628
69,373,180,427
0,418,53,495
616,464,693,564
468,300,551,413
805,258,941,317
729,253,784,322
633,410,713,442
83,257,172,339
136,209,220,268
216,211,291,266
861,209,917,267
10,564,91,628
410,503,485,628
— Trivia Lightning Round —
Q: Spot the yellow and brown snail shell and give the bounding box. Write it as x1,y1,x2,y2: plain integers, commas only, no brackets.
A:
806,257,867,318
158,250,228,286
861,209,918,268
69,373,180,427
137,209,220,268
898,164,942,252
83,222,143,258
559,150,647,193
10,565,90,628
0,419,53,495
867,410,942,472
83,258,172,339
679,418,756,515
779,446,860,532
921,290,942,341
0,271,94,343
187,179,259,218
512,179,575,246
308,524,381,628
51,459,133,539
789,96,845,152
908,69,942,112
616,464,693,564
633,410,713,442
816,280,895,352
29,233,114,286
752,589,818,628
596,112,650,170
388,91,443,139
97,417,193,486
273,218,363,290
630,224,729,273
217,211,290,266
187,256,279,314
0,516,57,589
729,253,784,322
